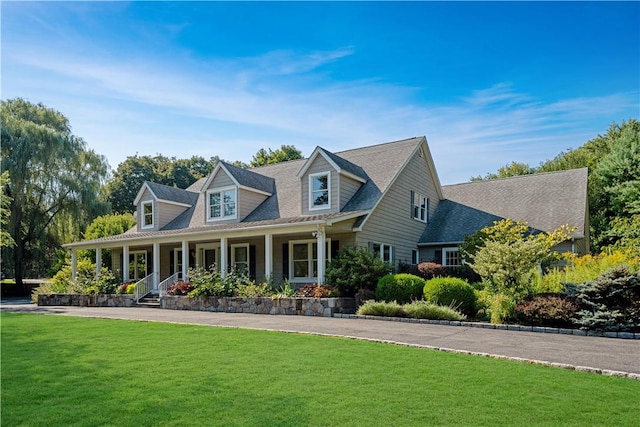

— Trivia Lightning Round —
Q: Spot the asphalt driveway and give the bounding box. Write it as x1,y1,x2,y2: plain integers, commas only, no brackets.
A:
2,299,638,378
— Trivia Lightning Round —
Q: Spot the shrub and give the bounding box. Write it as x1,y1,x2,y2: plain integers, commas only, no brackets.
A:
236,281,274,297
354,288,376,307
326,246,393,296
514,293,580,327
417,262,446,280
572,265,640,331
356,300,404,317
375,274,425,304
423,277,477,315
295,284,334,298
489,293,516,324
403,300,465,321
125,283,136,294
167,281,194,296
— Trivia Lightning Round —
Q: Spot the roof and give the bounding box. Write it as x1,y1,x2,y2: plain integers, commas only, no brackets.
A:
420,168,589,245
205,161,275,195
134,181,199,207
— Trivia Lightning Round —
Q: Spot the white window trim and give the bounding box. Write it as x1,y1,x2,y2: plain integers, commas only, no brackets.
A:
412,249,420,265
231,243,250,275
172,247,183,275
195,243,220,270
372,242,393,263
443,247,462,267
289,238,332,283
141,200,154,229
412,192,428,223
129,250,147,280
308,171,331,211
206,186,238,222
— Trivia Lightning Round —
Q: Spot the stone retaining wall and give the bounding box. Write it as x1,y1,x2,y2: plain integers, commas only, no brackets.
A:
161,295,356,317
38,293,136,307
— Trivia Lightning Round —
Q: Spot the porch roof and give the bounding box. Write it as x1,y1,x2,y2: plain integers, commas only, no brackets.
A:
63,210,369,249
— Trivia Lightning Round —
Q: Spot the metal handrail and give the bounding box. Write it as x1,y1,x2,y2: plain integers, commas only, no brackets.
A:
158,272,185,297
134,273,156,303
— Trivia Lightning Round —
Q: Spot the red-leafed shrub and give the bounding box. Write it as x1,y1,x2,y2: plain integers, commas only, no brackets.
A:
417,262,447,280
514,293,580,327
167,280,194,296
295,284,334,298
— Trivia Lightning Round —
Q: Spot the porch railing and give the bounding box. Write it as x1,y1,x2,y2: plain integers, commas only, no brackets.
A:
158,272,185,297
134,273,155,303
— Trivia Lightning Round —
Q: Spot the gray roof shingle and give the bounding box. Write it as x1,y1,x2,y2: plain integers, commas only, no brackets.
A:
220,161,276,194
145,181,199,206
420,168,588,245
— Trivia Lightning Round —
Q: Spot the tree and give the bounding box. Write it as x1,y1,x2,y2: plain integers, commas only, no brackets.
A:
249,145,303,167
464,219,574,300
1,98,109,285
470,162,535,181
105,155,219,213
0,170,15,249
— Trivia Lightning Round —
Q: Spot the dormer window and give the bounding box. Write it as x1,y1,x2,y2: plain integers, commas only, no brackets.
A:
207,187,237,221
142,201,154,229
309,172,330,210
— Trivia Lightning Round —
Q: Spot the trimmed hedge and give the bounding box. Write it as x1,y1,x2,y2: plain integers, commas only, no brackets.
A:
375,273,425,304
423,277,477,316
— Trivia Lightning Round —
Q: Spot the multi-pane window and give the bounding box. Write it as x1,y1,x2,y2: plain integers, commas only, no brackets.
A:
290,240,331,281
142,201,153,228
372,242,393,263
443,248,462,267
412,192,428,222
129,251,147,280
207,187,237,220
310,172,330,209
232,244,249,275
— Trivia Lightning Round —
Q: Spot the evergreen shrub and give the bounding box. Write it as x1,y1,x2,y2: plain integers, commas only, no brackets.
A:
423,277,477,315
375,273,425,304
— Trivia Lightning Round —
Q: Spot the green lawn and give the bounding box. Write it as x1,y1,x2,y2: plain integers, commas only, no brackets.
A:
2,313,638,426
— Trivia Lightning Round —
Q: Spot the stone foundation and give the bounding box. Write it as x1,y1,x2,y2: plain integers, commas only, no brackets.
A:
160,296,356,317
38,293,136,307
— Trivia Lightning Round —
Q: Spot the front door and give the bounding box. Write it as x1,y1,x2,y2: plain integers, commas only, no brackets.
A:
196,243,220,271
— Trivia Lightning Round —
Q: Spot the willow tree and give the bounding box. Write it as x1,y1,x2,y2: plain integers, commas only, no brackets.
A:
1,98,109,285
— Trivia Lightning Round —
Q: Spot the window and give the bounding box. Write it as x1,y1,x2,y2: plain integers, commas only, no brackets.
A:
142,201,154,228
289,239,331,281
443,248,462,267
207,187,237,221
412,250,420,265
172,248,183,275
412,191,428,222
231,244,249,275
372,242,393,263
309,172,330,210
129,251,147,280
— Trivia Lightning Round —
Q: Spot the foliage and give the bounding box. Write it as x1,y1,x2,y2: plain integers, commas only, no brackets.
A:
249,145,303,167
572,265,640,332
470,161,536,181
375,273,425,304
295,284,335,298
488,293,517,324
1,98,109,284
34,258,118,300
105,154,220,214
186,267,251,298
464,219,574,301
326,245,393,296
513,294,581,327
608,214,640,256
116,282,137,295
273,281,297,298
235,281,275,297
536,249,639,293
354,288,376,306
417,262,447,280
0,170,15,248
423,277,477,316
79,212,137,266
356,300,465,320
167,281,194,296
356,300,404,317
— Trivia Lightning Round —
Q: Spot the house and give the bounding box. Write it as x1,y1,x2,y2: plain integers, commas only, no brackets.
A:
63,137,589,294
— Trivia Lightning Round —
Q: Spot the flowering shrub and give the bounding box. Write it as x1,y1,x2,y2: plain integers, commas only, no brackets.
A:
167,280,194,295
295,284,334,298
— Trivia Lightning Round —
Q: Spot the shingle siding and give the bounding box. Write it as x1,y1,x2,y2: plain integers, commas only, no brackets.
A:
208,169,235,189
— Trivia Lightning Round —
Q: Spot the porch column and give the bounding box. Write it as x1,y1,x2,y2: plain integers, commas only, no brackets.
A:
316,225,326,284
220,236,227,278
122,245,130,282
264,233,273,280
95,248,102,275
71,249,77,281
153,242,160,290
181,240,189,280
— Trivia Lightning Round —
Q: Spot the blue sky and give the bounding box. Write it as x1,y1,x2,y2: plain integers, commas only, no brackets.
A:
2,1,638,184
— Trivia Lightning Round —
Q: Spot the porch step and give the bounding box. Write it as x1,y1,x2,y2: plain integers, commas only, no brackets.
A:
136,293,160,307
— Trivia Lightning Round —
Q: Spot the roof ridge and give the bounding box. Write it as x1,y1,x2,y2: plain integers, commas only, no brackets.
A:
335,136,422,156
444,167,588,188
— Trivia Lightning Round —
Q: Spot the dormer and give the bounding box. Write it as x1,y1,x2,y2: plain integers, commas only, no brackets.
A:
201,162,274,224
296,147,367,215
133,182,197,232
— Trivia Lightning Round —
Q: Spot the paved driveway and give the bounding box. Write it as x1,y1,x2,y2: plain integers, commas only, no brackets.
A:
2,299,638,378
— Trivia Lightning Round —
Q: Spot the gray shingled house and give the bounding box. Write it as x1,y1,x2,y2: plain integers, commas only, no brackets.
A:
64,137,589,296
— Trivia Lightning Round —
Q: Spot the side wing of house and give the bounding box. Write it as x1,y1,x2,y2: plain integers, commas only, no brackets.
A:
354,138,444,266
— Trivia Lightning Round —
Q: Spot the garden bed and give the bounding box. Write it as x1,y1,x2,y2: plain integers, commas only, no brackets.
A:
38,293,136,307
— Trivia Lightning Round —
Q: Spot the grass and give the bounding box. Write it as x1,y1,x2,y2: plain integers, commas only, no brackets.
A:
2,313,639,426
